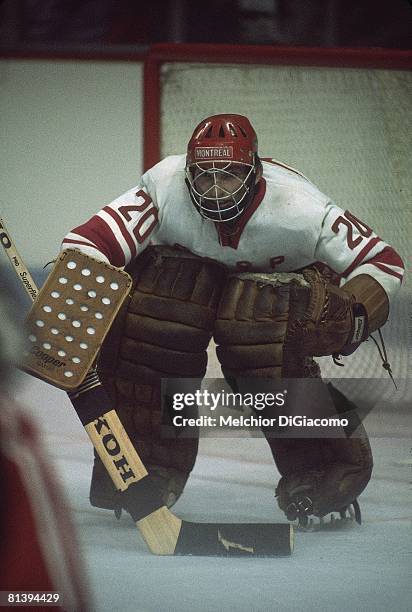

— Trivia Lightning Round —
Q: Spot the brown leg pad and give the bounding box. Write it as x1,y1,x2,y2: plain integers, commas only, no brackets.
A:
93,247,226,508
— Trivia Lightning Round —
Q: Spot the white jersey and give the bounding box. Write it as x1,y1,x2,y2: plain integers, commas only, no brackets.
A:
62,155,404,303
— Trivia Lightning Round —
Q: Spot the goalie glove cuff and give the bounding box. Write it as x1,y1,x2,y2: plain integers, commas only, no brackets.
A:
336,302,369,357
342,274,389,332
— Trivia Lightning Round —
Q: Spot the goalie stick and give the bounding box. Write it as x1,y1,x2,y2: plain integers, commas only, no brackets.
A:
0,217,294,556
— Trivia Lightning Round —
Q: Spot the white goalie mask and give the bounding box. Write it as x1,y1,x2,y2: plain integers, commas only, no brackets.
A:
185,114,259,223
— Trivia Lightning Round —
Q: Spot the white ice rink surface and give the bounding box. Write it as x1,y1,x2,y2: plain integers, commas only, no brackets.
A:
14,373,411,612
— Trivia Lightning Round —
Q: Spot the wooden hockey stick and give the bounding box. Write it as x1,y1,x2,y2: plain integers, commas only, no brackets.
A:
0,217,294,556
0,218,39,301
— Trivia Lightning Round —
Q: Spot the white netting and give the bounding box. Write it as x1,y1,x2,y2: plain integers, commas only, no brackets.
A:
158,62,411,399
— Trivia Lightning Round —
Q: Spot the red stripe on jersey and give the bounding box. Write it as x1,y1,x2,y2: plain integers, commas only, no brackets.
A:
72,216,125,266
216,178,267,249
103,206,137,260
261,158,308,181
366,246,405,270
62,238,97,249
342,236,381,276
371,262,404,281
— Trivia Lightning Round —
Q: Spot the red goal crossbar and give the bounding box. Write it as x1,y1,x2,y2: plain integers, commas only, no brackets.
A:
143,43,412,171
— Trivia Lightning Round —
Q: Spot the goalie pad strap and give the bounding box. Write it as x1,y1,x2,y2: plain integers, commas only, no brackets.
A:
70,384,113,426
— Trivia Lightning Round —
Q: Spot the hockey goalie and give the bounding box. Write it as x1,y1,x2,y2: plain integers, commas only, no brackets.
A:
61,114,404,528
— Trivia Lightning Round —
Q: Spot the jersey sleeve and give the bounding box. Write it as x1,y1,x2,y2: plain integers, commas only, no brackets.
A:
61,173,160,267
314,203,404,303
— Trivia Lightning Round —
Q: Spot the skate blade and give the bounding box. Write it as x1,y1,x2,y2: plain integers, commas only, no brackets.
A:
296,508,358,532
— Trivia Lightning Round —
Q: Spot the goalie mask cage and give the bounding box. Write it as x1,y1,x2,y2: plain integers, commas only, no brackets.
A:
143,44,411,401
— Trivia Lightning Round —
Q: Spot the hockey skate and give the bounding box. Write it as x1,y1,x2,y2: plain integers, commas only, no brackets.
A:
284,493,362,532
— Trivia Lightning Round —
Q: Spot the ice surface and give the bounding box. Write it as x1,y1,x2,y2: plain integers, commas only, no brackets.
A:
13,372,411,612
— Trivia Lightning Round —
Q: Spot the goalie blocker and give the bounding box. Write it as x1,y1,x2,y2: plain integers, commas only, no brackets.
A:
22,249,133,389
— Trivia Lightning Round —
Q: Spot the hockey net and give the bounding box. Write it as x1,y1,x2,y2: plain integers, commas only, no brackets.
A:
144,45,411,403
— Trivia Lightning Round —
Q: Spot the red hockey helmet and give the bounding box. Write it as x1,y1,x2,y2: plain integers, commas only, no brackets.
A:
185,114,260,222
